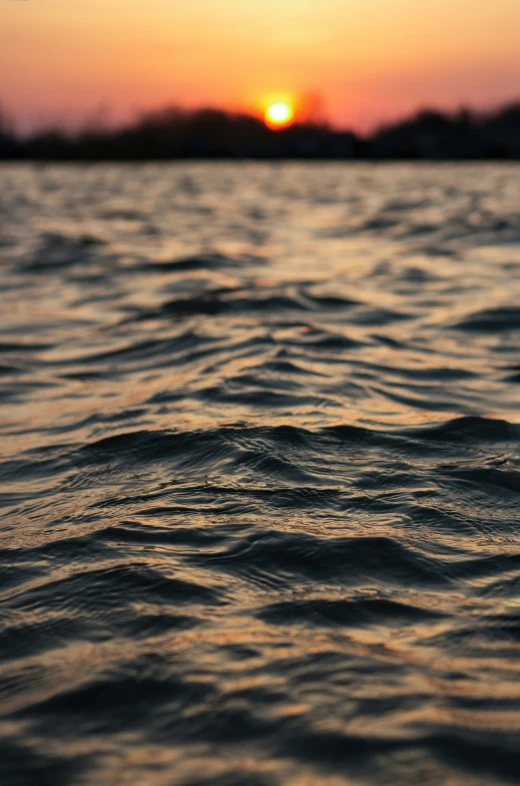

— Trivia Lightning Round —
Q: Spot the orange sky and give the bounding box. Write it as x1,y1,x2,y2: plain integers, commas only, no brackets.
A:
1,0,518,132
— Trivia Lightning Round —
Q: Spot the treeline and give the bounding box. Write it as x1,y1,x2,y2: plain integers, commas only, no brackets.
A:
0,102,519,160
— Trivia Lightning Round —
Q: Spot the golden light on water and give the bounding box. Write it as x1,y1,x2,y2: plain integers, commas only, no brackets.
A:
265,102,294,129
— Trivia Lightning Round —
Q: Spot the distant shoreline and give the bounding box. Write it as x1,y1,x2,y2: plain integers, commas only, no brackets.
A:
2,158,519,164
1,102,519,161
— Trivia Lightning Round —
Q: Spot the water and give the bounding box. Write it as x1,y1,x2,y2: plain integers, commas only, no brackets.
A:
1,162,520,786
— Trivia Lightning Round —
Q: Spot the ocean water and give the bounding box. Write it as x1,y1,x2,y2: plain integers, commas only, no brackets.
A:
1,162,520,786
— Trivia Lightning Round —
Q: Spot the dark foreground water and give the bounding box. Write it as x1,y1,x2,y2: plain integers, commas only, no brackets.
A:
1,163,520,786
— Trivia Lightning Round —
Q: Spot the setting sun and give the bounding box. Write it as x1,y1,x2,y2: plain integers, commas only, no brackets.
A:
265,102,294,129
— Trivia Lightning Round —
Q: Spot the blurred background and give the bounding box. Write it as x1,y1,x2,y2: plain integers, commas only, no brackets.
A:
1,0,519,159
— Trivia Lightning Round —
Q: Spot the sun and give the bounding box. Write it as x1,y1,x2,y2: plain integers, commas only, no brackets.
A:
265,102,294,129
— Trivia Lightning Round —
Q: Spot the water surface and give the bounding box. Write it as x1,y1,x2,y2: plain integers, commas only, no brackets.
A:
1,163,520,786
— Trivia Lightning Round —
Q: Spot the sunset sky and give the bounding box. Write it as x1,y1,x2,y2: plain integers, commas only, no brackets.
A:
1,0,518,132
